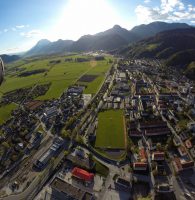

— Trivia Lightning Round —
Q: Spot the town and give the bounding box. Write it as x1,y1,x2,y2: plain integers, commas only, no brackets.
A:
0,55,194,200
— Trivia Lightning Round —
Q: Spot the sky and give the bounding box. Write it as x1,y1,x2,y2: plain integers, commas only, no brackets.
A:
0,0,195,54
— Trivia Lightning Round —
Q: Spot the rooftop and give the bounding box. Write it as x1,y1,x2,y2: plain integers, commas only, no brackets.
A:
50,177,91,200
72,167,94,182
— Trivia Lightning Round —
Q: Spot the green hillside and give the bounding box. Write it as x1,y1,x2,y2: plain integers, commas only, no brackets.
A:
120,28,195,79
185,62,195,80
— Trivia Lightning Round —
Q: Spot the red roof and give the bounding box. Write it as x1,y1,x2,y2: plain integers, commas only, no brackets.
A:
152,152,165,160
153,152,165,156
173,157,194,172
72,167,94,182
133,162,148,167
181,161,194,169
139,148,147,162
185,140,192,149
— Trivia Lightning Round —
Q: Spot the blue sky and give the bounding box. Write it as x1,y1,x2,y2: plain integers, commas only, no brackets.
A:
0,0,195,54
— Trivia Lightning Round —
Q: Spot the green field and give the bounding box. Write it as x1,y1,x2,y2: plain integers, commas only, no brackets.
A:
93,158,109,177
145,43,159,51
83,75,104,94
77,59,112,94
95,110,125,149
0,55,112,100
0,103,17,125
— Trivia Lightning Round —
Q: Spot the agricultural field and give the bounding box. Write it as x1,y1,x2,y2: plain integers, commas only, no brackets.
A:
0,103,17,125
0,55,112,100
77,59,112,94
95,110,125,149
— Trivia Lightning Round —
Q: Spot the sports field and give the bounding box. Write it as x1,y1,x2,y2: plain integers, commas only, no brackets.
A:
0,103,17,125
95,110,125,149
0,55,112,100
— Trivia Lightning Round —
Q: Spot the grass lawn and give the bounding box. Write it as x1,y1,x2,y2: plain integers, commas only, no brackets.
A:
0,55,111,100
95,110,125,149
83,75,105,94
79,58,112,95
0,103,17,125
93,158,109,177
146,43,159,51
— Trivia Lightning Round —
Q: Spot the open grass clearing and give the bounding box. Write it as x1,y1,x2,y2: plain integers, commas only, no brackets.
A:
95,110,125,149
0,103,17,125
93,158,109,177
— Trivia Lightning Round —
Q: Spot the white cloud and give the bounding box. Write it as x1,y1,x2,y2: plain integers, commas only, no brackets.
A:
135,5,168,23
188,5,195,12
16,25,29,29
11,25,29,32
20,30,44,38
3,29,8,33
191,20,195,24
161,0,185,13
144,0,151,4
173,11,189,18
12,27,16,31
0,47,19,54
135,0,195,23
16,25,25,29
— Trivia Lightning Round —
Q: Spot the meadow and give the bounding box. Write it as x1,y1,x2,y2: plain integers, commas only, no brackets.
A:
0,103,17,125
0,55,112,100
95,110,125,149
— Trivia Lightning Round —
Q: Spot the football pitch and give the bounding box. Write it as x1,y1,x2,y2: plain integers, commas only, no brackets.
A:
95,110,125,149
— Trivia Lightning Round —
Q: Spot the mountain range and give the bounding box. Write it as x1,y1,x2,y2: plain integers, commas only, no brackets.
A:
24,21,191,57
1,21,194,79
0,54,20,63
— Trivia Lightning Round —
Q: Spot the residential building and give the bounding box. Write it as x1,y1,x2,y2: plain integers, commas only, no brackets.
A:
133,162,148,171
173,157,194,173
152,152,165,161
71,167,94,183
49,177,94,200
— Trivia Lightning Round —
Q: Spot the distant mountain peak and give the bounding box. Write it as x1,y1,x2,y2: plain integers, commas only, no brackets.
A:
113,25,122,29
36,39,51,46
130,21,191,39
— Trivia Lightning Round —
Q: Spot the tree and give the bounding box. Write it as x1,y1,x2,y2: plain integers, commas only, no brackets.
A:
75,135,84,144
61,129,70,139
156,143,162,151
2,141,10,149
153,169,158,176
50,157,55,166
64,150,69,157
166,136,173,150
88,153,93,162
127,139,133,152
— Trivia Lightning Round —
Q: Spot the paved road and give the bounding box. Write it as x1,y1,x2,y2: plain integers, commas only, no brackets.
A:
172,176,189,200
